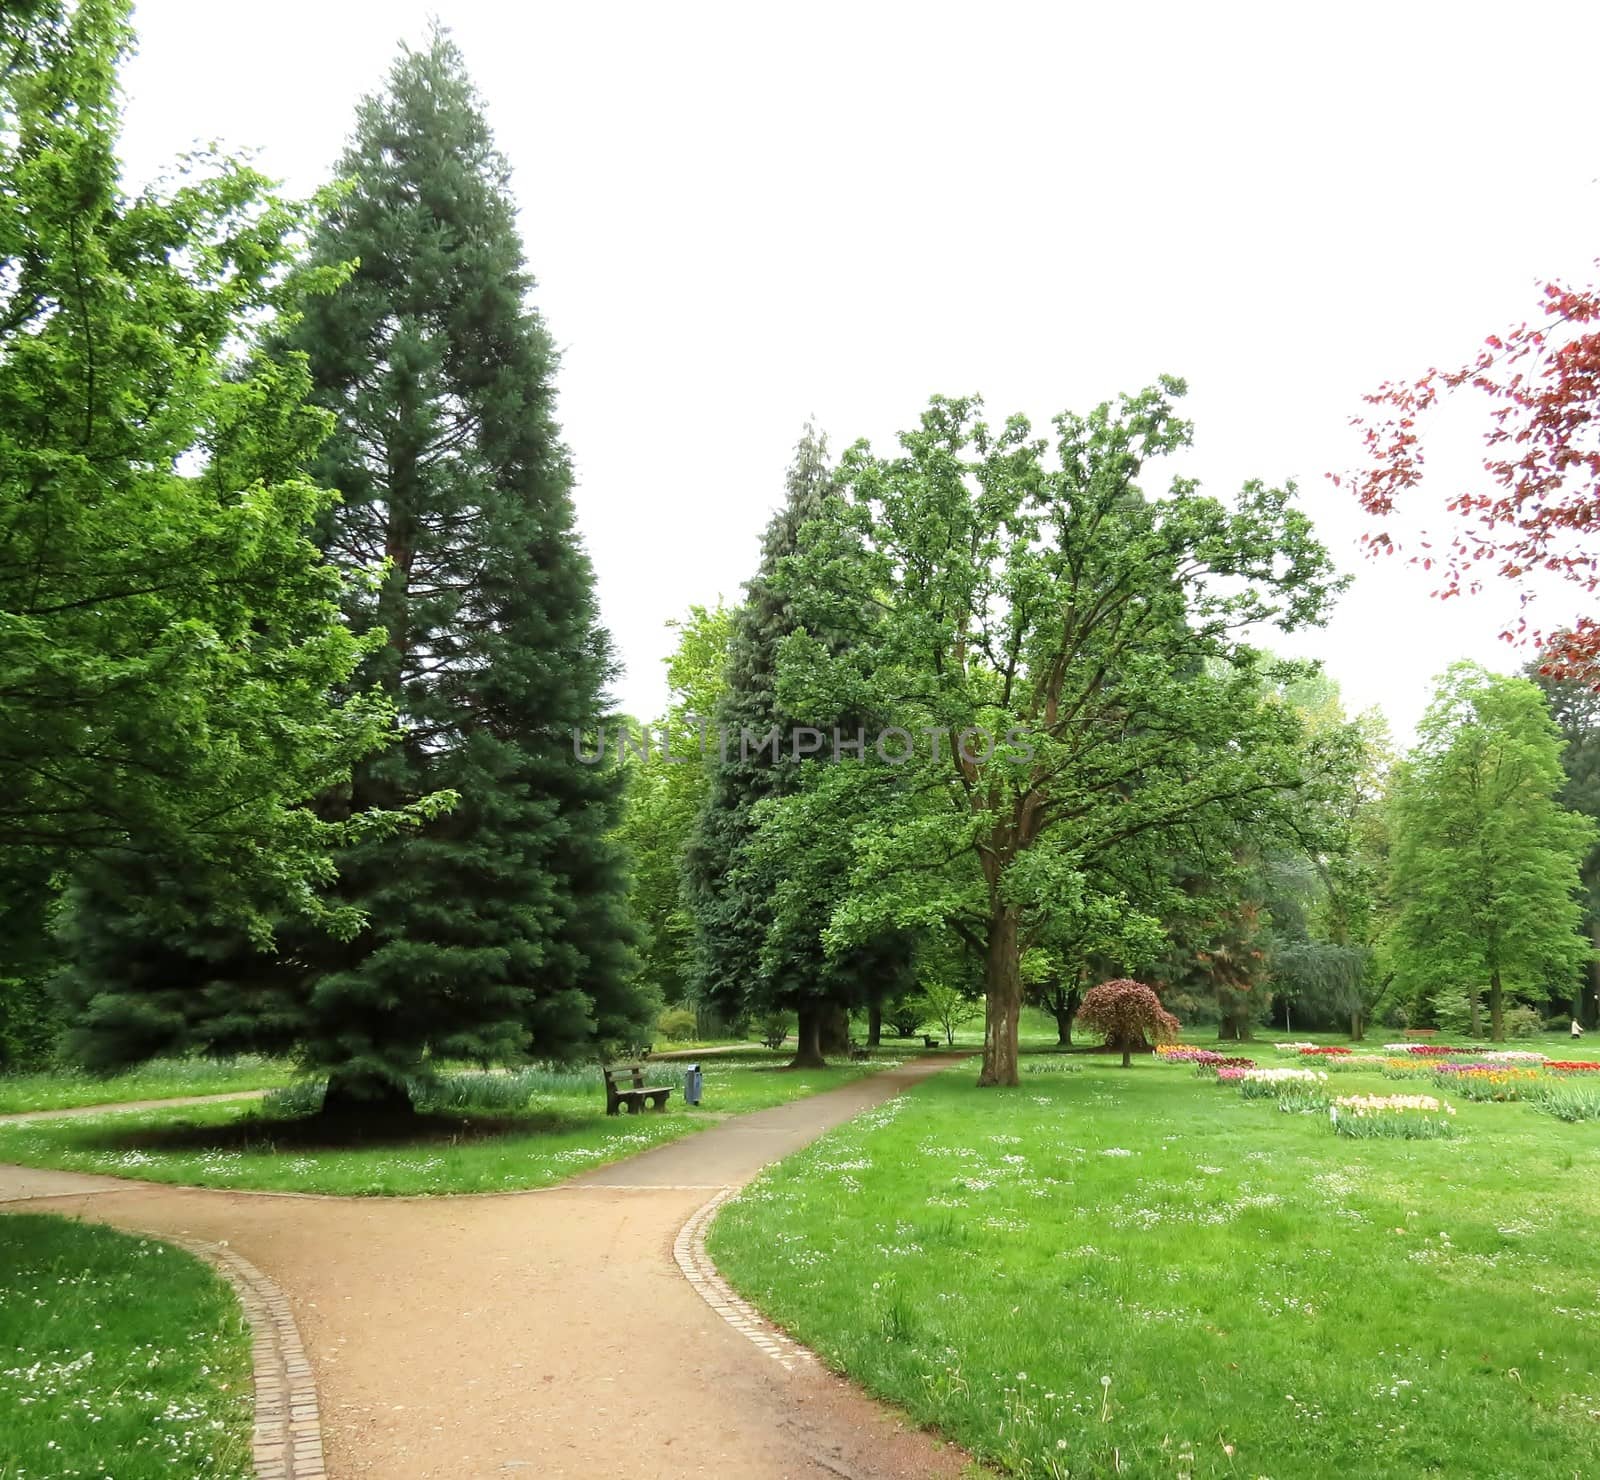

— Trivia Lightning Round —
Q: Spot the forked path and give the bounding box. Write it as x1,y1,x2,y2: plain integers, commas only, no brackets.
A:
0,1057,970,1480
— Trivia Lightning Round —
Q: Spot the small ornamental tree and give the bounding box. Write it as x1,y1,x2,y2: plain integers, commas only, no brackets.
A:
1076,979,1180,1067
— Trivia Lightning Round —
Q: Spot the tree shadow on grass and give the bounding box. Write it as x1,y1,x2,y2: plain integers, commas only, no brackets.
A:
65,1104,597,1156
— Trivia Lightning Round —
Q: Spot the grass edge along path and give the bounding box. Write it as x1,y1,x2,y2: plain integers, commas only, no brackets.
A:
707,1053,1600,1480
0,1212,254,1480
0,1054,907,1196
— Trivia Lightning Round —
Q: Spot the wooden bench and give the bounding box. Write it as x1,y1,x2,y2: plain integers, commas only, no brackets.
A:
1403,1029,1437,1041
922,1035,940,1049
602,1063,673,1115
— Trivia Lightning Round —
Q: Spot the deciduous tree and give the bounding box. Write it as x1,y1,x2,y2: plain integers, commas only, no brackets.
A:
777,383,1345,1085
1386,662,1594,1040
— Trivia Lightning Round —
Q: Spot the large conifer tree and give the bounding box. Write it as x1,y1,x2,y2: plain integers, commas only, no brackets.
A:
276,30,647,1111
685,428,895,1066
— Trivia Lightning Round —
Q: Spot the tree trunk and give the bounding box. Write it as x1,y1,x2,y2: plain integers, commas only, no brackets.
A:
1054,1006,1073,1047
1218,1012,1253,1041
1469,989,1481,1040
1587,921,1600,1027
788,1004,826,1068
1120,1044,1132,1068
320,1069,415,1124
1489,967,1504,1042
1350,1009,1365,1041
867,999,882,1048
978,902,1022,1087
819,1002,850,1056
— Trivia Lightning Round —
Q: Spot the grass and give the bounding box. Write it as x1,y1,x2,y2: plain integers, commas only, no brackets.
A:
0,1213,252,1479
0,1057,293,1116
709,1050,1600,1480
0,1051,900,1195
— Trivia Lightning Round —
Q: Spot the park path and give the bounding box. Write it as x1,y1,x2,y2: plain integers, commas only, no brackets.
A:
0,1058,971,1480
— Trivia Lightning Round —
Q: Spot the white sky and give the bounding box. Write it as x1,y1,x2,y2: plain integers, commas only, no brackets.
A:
117,1,1600,741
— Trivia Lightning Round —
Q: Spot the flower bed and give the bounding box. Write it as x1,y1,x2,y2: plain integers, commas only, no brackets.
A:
1543,1060,1600,1072
1231,1065,1329,1099
1431,1064,1541,1101
1299,1045,1353,1057
1329,1093,1457,1139
1379,1056,1437,1079
1526,1078,1600,1122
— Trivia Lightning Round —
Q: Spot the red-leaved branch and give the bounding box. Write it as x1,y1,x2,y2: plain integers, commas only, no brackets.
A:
1338,266,1600,681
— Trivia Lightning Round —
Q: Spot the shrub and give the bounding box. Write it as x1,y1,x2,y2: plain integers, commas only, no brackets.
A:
656,1007,698,1042
1075,979,1179,1067
0,978,64,1070
1503,1005,1543,1039
753,1011,790,1049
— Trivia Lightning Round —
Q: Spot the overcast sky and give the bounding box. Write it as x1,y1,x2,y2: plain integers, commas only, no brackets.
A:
117,1,1600,741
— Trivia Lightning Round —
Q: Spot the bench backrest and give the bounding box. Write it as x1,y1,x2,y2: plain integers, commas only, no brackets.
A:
602,1064,647,1088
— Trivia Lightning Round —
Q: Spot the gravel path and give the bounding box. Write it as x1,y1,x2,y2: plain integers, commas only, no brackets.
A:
0,1058,972,1479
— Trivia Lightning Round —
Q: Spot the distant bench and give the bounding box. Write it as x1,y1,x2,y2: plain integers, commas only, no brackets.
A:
923,1035,940,1049
1403,1029,1438,1041
602,1063,673,1115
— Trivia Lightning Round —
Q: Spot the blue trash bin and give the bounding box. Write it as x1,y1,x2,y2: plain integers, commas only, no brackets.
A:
684,1064,703,1105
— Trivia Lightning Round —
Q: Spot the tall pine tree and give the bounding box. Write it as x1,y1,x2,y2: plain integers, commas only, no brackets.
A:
276,30,648,1112
686,427,890,1066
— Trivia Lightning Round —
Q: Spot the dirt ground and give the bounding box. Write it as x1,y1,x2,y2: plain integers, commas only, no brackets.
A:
1,1059,973,1480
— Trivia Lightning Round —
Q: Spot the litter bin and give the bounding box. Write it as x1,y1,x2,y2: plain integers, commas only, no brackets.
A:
684,1064,703,1106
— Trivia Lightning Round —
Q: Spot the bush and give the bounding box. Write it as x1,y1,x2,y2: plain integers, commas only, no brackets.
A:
1430,986,1476,1037
656,1007,698,1042
755,1011,790,1050
1075,979,1179,1067
1503,1005,1543,1039
0,978,64,1070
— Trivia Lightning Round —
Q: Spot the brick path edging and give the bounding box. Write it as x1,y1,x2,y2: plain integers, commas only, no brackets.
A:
171,1235,326,1480
673,1187,817,1374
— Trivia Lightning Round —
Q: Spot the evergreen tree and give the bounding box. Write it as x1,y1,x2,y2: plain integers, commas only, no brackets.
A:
277,29,649,1112
1387,662,1595,1041
685,426,887,1067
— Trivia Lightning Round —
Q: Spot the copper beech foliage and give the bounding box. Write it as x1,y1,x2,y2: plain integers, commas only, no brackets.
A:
1340,269,1600,681
1075,979,1180,1062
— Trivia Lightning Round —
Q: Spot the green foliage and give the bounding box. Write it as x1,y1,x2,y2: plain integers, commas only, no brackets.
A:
656,1007,698,1042
1386,663,1596,1041
613,604,732,1005
774,383,1346,1084
686,426,903,1059
0,978,63,1069
909,978,981,1046
57,28,651,1100
0,0,402,953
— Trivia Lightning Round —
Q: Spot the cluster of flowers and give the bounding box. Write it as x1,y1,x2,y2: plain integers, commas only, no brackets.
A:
1399,1044,1471,1057
1298,1045,1353,1057
1272,1041,1317,1052
1545,1060,1600,1073
1228,1065,1332,1101
1335,1092,1452,1115
1154,1046,1254,1068
1474,1050,1548,1064
1431,1063,1542,1101
1330,1092,1458,1139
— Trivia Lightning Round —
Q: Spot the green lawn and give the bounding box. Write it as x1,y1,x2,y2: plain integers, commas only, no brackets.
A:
709,1051,1600,1479
0,1052,901,1195
0,1057,293,1115
0,1214,252,1479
